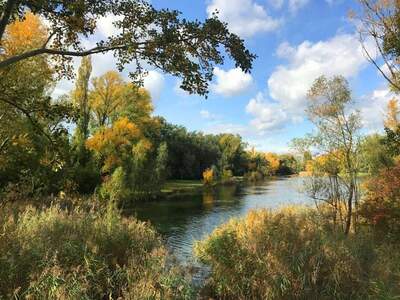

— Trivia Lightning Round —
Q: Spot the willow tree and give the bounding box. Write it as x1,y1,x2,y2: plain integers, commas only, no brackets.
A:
0,0,255,96
305,76,362,235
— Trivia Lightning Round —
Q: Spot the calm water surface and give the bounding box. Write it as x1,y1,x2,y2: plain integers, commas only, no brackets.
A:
128,177,313,276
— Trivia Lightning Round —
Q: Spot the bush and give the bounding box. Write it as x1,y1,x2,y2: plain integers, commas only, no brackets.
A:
220,169,234,184
360,162,400,240
0,203,193,299
202,168,215,186
195,208,400,299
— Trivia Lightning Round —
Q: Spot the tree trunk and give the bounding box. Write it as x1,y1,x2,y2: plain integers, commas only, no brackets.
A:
344,181,354,235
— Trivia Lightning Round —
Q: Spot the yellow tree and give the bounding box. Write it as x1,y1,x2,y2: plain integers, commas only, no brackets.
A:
384,98,399,130
86,117,145,173
2,12,48,56
89,71,125,128
0,13,71,193
119,83,155,131
86,116,156,200
265,152,280,175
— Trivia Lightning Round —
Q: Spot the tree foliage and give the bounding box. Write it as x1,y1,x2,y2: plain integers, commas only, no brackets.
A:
0,0,255,96
302,75,362,235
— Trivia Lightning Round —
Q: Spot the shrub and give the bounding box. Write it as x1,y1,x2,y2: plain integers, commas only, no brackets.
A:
360,162,400,240
195,208,400,299
0,203,193,299
220,169,234,184
203,168,215,186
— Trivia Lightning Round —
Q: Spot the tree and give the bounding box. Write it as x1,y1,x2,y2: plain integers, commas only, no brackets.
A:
0,1,255,96
72,56,92,142
356,0,400,91
360,161,400,239
265,152,280,175
383,98,400,158
384,98,399,130
89,71,126,129
304,75,362,235
0,13,72,196
217,134,247,175
360,134,393,175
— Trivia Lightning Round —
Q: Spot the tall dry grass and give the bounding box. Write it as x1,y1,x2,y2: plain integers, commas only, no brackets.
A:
0,203,194,299
195,207,400,299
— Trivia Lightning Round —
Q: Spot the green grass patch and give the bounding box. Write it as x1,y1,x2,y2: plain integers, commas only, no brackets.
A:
161,180,203,193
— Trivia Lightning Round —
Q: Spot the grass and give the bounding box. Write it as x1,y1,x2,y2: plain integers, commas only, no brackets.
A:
161,180,203,194
0,201,194,299
195,207,400,300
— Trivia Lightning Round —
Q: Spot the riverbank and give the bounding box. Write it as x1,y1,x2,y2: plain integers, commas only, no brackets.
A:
160,177,245,198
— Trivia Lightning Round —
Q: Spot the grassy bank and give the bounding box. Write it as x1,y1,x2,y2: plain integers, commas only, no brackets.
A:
0,202,194,299
195,207,400,299
160,177,244,198
161,180,203,195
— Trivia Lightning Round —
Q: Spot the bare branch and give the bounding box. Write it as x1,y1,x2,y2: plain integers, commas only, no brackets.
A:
360,37,400,91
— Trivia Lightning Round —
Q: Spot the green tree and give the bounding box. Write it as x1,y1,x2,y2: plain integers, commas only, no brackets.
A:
218,134,247,175
360,134,393,175
72,56,92,143
0,13,72,196
305,75,362,235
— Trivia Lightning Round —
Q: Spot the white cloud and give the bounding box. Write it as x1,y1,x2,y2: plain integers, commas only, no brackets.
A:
359,88,396,131
268,34,375,115
246,92,288,133
143,70,165,100
288,0,310,13
97,14,122,37
206,0,282,38
200,110,219,121
211,67,253,97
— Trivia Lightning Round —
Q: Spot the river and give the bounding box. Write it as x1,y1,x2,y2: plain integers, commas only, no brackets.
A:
128,177,313,278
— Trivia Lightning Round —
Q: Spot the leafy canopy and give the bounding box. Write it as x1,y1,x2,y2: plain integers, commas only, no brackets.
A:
0,0,256,95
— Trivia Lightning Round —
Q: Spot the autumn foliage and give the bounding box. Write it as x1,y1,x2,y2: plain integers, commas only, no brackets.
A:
202,168,215,186
360,162,400,238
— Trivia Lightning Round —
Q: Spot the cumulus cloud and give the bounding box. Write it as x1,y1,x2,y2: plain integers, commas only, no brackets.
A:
359,88,396,131
246,92,288,133
268,34,375,115
143,70,165,100
206,0,282,38
211,67,253,97
97,14,122,37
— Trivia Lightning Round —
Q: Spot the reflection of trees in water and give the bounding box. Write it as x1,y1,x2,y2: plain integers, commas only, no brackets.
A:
217,185,239,201
202,192,214,210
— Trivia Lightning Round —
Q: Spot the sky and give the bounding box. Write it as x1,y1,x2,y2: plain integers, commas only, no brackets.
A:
54,0,395,153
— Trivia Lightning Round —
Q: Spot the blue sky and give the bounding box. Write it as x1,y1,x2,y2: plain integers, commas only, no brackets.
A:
55,0,394,152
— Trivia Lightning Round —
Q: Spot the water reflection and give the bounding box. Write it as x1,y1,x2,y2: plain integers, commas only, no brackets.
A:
128,177,312,269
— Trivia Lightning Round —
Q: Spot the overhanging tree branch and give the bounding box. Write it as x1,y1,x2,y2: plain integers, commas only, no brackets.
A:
360,37,400,92
0,45,129,69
